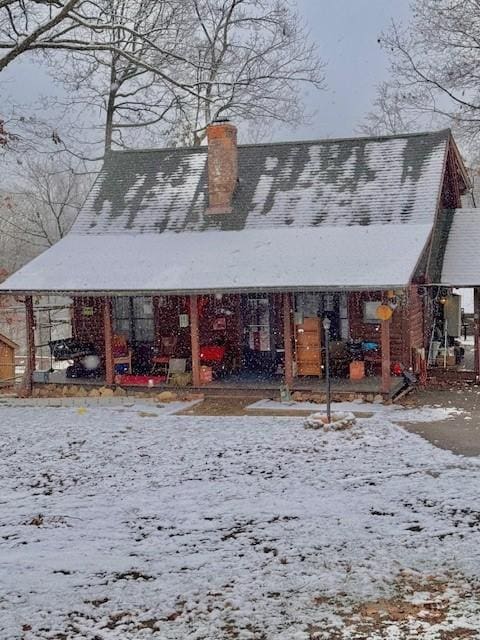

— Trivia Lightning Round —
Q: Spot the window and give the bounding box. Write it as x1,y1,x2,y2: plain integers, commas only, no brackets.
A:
363,301,382,324
112,296,154,342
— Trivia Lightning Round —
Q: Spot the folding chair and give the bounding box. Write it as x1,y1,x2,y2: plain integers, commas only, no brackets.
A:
166,357,187,384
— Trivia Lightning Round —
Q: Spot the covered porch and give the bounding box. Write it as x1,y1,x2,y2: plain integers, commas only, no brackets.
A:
24,289,404,399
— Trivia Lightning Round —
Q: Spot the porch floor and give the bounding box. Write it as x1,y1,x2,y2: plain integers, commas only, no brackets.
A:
33,370,405,398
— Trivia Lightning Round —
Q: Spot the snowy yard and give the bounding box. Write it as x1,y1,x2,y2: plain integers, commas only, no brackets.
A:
1,404,480,639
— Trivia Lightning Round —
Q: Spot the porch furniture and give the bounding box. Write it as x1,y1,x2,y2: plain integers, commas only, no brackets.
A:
49,338,96,361
0,333,18,383
295,317,322,376
349,360,365,380
200,344,227,376
151,336,178,374
112,334,132,374
166,357,187,384
48,338,101,379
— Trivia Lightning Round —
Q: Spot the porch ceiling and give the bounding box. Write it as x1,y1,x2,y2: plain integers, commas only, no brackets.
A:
0,225,432,295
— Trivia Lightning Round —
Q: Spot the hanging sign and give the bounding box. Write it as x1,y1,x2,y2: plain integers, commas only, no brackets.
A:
82,306,94,317
376,304,393,321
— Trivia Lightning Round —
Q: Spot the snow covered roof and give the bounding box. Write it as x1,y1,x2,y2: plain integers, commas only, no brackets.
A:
441,209,480,286
0,226,433,294
74,129,449,234
0,129,452,294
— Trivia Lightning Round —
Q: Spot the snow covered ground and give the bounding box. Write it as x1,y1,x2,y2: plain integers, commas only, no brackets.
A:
1,403,480,639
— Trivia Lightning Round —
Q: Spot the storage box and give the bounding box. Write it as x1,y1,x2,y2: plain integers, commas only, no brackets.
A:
435,355,456,367
199,365,213,384
349,360,365,381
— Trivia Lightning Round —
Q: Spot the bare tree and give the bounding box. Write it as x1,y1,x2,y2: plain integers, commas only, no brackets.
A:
44,0,190,152
363,1,480,154
0,0,80,72
0,153,93,268
164,0,325,145
45,0,325,151
359,82,422,137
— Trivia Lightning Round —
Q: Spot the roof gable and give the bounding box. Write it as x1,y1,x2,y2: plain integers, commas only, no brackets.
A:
72,129,450,235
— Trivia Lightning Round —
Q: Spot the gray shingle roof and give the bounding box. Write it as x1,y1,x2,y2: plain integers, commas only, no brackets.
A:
72,129,450,235
441,208,480,286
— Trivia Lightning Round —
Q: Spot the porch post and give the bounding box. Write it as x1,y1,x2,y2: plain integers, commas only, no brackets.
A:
283,292,294,387
24,295,35,396
103,296,114,386
190,294,201,387
381,318,391,395
474,287,480,381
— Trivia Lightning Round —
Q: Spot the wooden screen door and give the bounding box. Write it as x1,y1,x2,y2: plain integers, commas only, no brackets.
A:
295,317,322,376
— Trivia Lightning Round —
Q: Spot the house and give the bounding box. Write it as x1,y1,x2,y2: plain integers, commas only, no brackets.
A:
0,121,473,396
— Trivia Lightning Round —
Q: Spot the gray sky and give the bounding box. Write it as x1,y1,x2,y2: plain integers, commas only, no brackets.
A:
2,0,412,143
288,0,412,139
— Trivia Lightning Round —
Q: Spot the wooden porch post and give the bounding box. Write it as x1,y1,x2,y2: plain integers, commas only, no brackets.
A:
24,296,35,396
474,287,480,381
381,318,391,395
190,294,201,387
283,292,294,387
103,296,114,386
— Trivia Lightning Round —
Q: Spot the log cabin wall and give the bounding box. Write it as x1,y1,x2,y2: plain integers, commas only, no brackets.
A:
153,296,191,357
348,291,422,366
72,297,106,363
406,285,425,357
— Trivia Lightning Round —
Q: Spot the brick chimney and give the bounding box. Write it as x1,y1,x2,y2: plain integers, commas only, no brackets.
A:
206,119,238,215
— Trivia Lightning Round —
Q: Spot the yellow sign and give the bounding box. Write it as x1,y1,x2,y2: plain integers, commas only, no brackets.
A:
376,304,393,321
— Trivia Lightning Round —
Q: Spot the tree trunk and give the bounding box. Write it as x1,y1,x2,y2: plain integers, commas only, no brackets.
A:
104,56,118,153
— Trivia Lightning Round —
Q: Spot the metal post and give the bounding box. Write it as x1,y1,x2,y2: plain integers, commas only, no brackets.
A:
323,316,331,423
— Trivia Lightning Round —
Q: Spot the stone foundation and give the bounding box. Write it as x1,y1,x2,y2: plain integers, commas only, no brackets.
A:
29,384,203,403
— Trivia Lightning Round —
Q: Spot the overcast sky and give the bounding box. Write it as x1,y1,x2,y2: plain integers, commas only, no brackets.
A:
1,0,412,143
288,0,412,139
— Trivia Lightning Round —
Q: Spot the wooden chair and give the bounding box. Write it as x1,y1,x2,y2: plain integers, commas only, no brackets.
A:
151,336,178,375
112,334,132,374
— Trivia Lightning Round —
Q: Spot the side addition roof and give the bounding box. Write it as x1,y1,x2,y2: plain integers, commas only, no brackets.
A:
440,209,480,286
0,129,452,294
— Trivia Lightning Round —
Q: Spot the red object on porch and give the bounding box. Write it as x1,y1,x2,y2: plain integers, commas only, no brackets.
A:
391,362,403,376
200,345,226,362
115,374,166,386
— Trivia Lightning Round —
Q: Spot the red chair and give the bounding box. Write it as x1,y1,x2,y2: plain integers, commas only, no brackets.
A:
200,345,226,363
